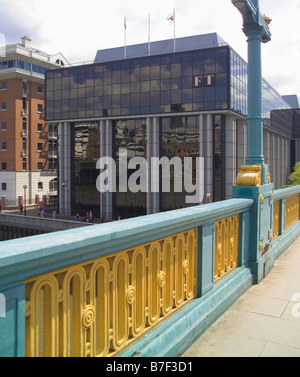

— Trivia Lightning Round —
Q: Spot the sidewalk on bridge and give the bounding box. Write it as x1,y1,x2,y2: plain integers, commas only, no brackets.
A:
183,237,300,357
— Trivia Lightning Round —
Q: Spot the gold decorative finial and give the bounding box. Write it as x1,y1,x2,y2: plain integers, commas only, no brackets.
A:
263,15,272,30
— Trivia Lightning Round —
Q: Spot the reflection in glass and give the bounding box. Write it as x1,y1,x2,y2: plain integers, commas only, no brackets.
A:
114,119,147,219
72,122,100,217
161,116,200,211
213,115,224,202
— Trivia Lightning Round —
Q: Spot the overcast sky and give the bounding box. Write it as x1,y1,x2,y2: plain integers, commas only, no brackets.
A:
1,0,299,99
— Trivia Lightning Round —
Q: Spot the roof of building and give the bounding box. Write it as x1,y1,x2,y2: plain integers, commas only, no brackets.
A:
282,95,300,109
94,33,228,64
1,36,69,67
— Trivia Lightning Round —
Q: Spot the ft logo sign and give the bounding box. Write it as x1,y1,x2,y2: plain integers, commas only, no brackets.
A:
194,74,215,87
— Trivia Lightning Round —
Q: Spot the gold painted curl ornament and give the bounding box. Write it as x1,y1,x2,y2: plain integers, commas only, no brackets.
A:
127,286,136,304
82,305,95,329
158,271,166,288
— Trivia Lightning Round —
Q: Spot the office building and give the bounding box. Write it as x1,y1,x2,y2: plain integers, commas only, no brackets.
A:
0,36,68,208
45,33,298,220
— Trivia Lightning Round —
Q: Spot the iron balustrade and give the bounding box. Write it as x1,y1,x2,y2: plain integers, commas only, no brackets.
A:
0,189,300,357
24,229,198,357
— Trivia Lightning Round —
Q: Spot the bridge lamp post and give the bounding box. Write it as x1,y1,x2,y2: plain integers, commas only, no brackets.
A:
23,185,27,216
232,0,271,185
232,0,274,283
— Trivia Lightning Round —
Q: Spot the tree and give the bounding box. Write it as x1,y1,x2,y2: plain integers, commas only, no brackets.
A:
288,162,300,186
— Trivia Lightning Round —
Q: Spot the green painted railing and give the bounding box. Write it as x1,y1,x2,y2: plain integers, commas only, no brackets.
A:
0,185,299,357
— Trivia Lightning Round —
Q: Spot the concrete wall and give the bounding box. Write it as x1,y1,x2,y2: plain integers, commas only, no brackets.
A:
0,213,92,233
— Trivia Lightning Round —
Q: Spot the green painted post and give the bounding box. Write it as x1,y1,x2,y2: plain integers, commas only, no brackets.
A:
232,0,274,283
197,224,215,297
0,283,25,357
238,210,251,267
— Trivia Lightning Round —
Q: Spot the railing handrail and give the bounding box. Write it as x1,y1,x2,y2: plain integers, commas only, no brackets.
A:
0,198,254,287
273,185,300,201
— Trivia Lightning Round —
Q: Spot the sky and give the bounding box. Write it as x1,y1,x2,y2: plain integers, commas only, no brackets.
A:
0,0,300,99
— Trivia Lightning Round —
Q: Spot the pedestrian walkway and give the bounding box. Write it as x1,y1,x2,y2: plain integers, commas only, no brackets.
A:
183,237,300,357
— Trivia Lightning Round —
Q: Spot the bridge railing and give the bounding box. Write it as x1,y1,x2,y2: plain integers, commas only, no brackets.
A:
272,185,300,241
0,198,253,357
0,186,300,357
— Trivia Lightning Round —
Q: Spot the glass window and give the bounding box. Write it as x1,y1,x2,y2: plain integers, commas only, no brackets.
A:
182,62,192,77
141,66,150,81
71,122,100,217
151,65,160,80
1,142,7,150
161,65,171,79
78,87,86,98
182,89,192,103
213,115,224,201
161,116,200,211
113,119,147,220
1,101,6,110
171,63,181,78
103,71,112,85
112,70,121,84
1,81,7,90
216,58,228,74
1,121,7,130
62,77,70,90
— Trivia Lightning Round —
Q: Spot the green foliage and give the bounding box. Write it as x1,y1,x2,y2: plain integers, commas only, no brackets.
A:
288,161,300,186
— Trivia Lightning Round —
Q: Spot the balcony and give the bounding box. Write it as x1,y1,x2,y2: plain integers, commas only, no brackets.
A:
21,149,27,157
48,131,58,140
22,129,28,138
21,109,28,118
48,150,58,158
23,89,28,98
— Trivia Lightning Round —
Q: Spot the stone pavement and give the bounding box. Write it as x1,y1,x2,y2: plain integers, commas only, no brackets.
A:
183,237,300,357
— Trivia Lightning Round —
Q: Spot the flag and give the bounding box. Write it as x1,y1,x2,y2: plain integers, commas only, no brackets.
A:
167,12,175,25
124,17,127,29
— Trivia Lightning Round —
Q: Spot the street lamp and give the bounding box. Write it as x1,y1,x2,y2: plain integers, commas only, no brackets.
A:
232,0,272,185
232,0,274,282
23,185,27,216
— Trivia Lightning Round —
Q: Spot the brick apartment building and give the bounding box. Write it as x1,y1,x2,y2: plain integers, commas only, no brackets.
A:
0,36,68,209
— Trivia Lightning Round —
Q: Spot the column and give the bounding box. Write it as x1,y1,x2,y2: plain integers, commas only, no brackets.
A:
199,115,205,204
99,120,106,220
225,115,237,199
146,117,153,214
148,117,160,214
245,25,264,168
58,122,71,215
106,120,113,220
205,114,213,201
296,140,300,162
236,119,247,170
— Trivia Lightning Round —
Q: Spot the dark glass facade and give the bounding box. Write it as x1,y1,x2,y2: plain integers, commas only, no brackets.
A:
46,38,295,219
46,47,230,121
160,116,200,211
71,122,100,216
113,119,147,219
213,115,225,202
